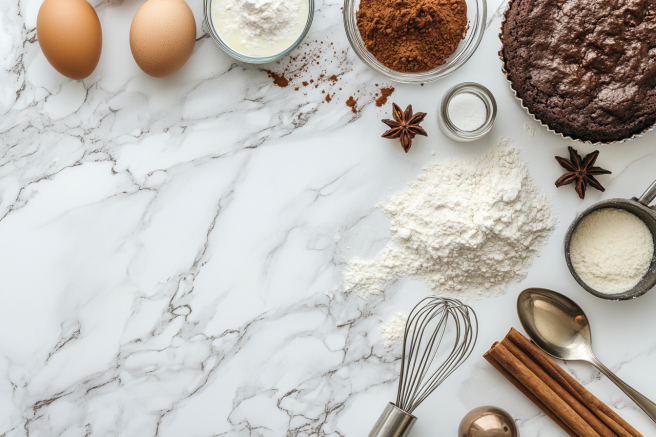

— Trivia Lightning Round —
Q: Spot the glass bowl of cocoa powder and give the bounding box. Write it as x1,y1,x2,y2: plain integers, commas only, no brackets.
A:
343,0,486,83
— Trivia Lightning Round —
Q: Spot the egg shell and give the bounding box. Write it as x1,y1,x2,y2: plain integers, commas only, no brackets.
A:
36,0,102,80
129,0,196,78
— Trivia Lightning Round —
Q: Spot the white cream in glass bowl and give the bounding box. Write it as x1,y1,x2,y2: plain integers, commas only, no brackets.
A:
209,0,310,59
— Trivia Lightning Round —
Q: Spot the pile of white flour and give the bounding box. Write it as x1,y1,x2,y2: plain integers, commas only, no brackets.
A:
379,313,408,349
344,141,555,299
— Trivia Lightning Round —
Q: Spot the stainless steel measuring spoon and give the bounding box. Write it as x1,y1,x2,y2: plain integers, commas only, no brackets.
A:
564,179,656,300
518,287,656,423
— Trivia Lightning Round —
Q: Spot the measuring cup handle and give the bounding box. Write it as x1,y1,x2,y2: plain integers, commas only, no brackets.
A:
638,180,656,206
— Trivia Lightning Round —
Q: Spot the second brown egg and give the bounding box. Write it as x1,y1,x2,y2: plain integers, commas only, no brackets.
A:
129,0,196,78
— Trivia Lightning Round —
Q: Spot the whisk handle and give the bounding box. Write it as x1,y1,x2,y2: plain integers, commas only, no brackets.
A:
369,403,418,437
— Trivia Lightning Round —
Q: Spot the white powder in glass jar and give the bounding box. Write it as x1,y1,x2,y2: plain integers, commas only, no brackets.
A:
212,0,308,57
570,208,654,294
447,93,487,131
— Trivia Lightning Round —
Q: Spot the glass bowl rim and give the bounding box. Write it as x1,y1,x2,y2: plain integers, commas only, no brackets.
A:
203,0,315,64
342,0,487,84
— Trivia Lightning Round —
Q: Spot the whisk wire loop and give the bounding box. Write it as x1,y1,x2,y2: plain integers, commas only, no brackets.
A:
395,297,478,414
402,303,447,411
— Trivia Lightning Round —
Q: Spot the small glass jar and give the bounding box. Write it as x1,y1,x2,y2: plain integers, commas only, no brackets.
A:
438,83,497,142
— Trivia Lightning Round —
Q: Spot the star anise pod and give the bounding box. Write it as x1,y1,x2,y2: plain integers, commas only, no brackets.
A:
555,146,611,199
381,103,427,153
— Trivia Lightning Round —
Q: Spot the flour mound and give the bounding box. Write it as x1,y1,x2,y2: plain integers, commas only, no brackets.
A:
344,141,555,300
380,313,408,349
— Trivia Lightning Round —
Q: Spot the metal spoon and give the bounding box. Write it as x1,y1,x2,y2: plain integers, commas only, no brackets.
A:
517,287,656,423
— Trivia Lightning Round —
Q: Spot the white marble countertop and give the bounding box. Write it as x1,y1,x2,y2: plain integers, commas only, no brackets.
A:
2,0,656,435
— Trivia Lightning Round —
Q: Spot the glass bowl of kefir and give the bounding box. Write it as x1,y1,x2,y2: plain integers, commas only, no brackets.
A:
203,0,314,63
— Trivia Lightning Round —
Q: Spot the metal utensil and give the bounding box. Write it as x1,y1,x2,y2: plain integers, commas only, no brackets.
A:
564,179,656,300
517,287,656,423
458,406,519,437
369,297,478,437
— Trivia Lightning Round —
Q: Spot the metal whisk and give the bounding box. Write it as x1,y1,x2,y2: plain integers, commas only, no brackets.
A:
369,297,478,437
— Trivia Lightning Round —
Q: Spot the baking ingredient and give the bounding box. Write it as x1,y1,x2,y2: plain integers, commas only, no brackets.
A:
346,96,358,113
36,0,102,80
379,313,408,349
344,140,555,299
448,93,487,131
375,88,395,107
356,0,467,73
485,329,644,437
555,147,611,199
266,41,338,89
267,70,289,87
263,42,395,108
212,0,308,57
381,103,428,152
524,122,539,138
570,208,653,294
130,0,196,78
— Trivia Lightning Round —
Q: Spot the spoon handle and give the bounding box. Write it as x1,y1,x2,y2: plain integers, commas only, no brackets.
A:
589,356,656,423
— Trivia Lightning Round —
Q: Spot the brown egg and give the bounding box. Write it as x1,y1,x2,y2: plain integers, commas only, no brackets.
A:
37,0,102,80
129,0,196,78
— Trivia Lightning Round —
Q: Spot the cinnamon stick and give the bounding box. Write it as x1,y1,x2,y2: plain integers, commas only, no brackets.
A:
506,329,642,437
499,338,616,437
484,345,578,437
484,329,644,437
487,341,601,437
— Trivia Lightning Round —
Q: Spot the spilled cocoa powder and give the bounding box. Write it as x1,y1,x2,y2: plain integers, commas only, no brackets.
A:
346,96,358,113
357,0,468,73
375,88,395,107
267,71,289,87
264,41,396,113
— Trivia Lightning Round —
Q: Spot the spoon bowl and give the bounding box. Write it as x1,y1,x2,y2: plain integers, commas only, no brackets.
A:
517,288,593,362
517,288,656,423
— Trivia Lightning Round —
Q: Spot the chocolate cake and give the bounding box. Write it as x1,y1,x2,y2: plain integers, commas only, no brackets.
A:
501,0,656,143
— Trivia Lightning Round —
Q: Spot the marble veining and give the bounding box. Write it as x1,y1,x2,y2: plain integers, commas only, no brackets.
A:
2,0,656,435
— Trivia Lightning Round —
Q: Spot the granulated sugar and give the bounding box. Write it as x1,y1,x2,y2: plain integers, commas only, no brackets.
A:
379,313,408,349
570,208,653,294
524,122,539,138
344,140,555,299
448,93,487,131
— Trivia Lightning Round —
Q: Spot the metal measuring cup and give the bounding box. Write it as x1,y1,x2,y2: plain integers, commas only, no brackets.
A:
564,179,656,301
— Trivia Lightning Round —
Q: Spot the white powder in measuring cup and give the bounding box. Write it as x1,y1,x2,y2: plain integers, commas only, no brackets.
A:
447,93,487,131
570,208,654,294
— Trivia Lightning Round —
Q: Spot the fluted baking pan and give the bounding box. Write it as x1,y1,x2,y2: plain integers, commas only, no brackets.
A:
498,0,656,145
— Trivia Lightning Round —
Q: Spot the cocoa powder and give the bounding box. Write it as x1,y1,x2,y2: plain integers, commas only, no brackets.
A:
356,0,468,73
267,70,290,87
346,96,358,113
375,87,395,106
264,41,396,113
